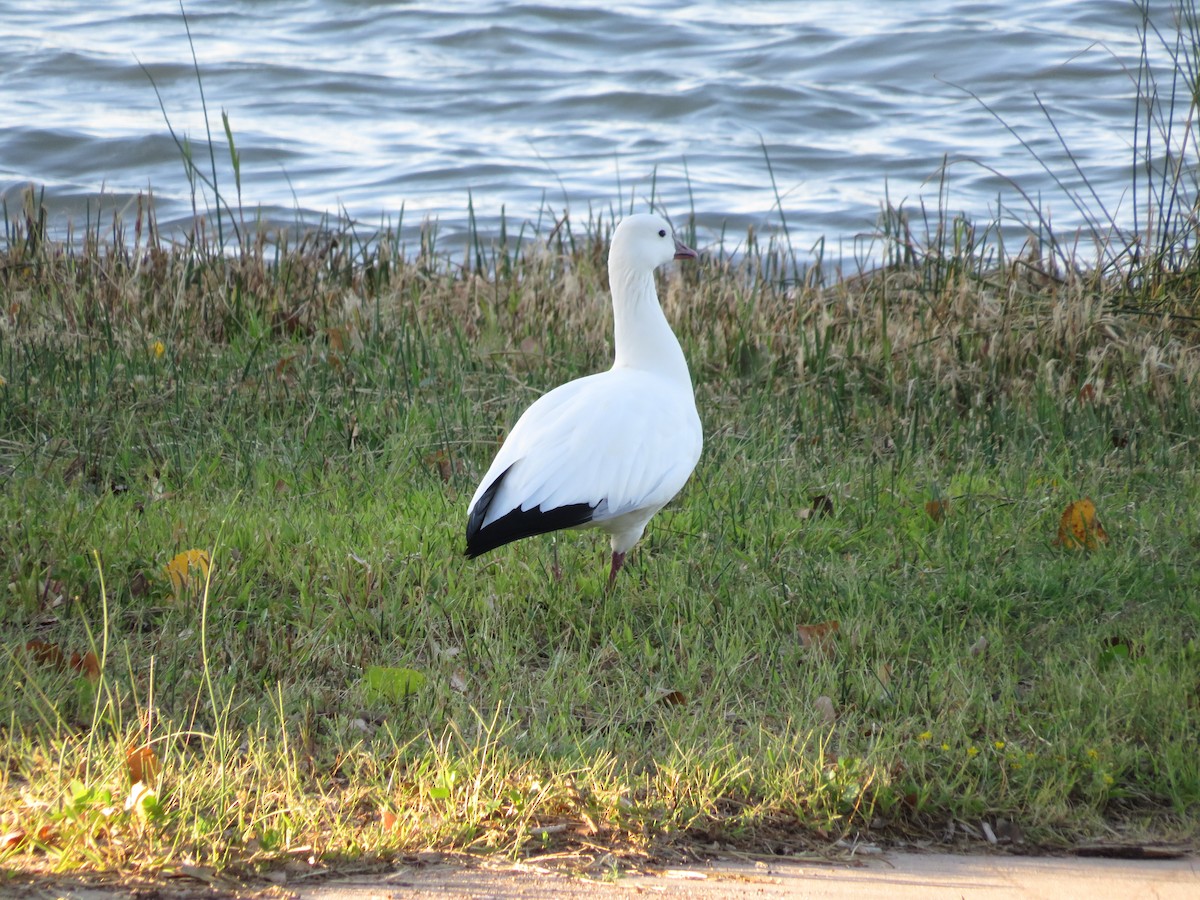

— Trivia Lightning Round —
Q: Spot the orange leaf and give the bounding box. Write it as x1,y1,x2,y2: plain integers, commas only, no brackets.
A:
381,809,399,831
797,620,840,658
126,745,161,787
423,449,456,483
70,650,101,681
274,354,297,380
25,639,65,670
925,498,950,523
1055,498,1109,550
326,326,348,353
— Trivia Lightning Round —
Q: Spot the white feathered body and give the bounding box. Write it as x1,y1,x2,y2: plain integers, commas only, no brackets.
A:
468,368,702,554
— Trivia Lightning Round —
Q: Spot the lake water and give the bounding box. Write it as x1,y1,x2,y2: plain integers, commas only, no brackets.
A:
0,1,1180,262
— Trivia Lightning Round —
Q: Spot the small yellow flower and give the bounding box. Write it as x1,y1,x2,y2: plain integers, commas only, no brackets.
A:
1103,774,1114,786
966,746,979,758
917,731,933,743
941,742,951,751
152,340,165,358
993,741,1005,750
1087,748,1099,760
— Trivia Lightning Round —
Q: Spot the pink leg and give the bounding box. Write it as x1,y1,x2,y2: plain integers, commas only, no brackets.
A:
607,551,626,589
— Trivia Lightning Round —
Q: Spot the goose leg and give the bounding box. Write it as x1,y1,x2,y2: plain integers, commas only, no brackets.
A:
607,551,626,589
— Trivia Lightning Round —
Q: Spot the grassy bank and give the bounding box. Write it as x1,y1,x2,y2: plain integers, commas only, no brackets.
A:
0,181,1197,883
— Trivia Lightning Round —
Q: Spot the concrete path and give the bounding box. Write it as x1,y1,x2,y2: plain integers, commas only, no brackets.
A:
280,851,1197,900
14,850,1198,899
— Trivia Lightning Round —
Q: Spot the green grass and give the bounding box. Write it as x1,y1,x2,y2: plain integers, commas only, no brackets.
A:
0,182,1198,882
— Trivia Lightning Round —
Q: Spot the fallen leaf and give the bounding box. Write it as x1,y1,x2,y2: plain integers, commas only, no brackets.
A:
165,549,212,594
172,865,219,884
809,494,835,518
1055,498,1109,550
275,354,298,380
326,326,348,354
995,818,1024,844
70,650,101,681
814,695,837,725
797,620,840,659
655,689,688,707
875,661,893,688
925,498,950,523
129,570,150,598
25,639,65,670
126,745,161,787
364,666,426,703
1099,636,1142,669
423,449,457,483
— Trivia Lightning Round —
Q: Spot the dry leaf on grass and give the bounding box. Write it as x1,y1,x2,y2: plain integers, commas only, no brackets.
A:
810,494,835,517
1054,498,1109,550
25,639,65,669
925,498,950,523
70,650,100,681
797,620,840,658
423,449,463,483
655,689,688,707
126,745,161,787
25,641,99,680
814,695,837,725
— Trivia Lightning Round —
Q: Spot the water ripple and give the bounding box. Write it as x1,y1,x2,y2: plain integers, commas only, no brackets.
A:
0,0,1167,255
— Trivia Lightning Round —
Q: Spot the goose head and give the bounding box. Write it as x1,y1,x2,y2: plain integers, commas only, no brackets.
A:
609,213,697,275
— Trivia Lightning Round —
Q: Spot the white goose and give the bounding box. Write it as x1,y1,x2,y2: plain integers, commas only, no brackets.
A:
465,213,702,585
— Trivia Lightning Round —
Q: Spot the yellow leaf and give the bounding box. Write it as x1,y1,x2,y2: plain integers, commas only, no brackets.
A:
1055,498,1109,550
165,549,211,593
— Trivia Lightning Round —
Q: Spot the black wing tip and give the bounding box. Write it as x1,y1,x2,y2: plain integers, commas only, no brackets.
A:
465,465,598,558
465,501,596,558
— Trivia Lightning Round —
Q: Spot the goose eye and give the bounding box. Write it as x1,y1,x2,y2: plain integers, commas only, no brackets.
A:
658,229,667,237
